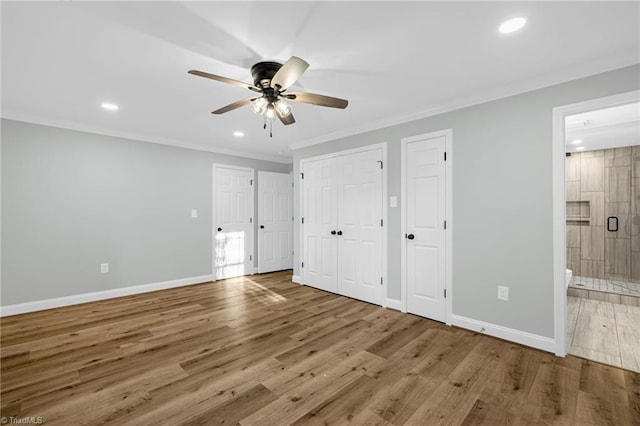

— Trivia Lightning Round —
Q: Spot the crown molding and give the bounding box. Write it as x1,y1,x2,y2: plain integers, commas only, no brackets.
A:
0,111,293,164
289,58,640,151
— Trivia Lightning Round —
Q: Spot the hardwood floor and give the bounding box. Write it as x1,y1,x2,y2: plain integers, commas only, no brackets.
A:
1,271,639,425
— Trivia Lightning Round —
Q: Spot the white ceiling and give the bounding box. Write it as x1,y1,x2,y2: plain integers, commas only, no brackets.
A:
2,1,639,163
566,102,640,153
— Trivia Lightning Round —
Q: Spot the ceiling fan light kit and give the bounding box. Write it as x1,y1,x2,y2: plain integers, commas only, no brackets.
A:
188,56,348,137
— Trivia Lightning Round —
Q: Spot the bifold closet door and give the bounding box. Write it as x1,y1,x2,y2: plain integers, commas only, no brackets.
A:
302,158,338,293
258,171,293,273
337,150,384,305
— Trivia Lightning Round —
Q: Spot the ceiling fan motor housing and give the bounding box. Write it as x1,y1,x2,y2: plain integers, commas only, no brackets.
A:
250,61,283,89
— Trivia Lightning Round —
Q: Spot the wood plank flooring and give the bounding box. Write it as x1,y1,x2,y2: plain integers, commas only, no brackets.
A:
1,271,639,425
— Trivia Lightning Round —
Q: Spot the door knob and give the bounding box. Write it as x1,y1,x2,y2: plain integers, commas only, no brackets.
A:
337,230,343,236
406,233,415,240
217,227,222,232
260,225,265,229
331,230,337,235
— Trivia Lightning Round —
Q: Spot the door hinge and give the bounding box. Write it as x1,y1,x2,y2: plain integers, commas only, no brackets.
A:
301,262,304,268
377,160,383,169
444,220,446,229
250,255,253,261
250,179,253,185
301,217,304,224
250,217,253,223
444,152,447,161
300,172,304,179
444,289,447,298
381,219,384,227
380,277,383,285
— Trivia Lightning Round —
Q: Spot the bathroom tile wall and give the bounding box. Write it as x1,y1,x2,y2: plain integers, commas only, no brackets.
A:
566,145,640,283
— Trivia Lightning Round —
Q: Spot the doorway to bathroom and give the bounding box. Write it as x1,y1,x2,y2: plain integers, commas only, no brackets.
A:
562,99,640,372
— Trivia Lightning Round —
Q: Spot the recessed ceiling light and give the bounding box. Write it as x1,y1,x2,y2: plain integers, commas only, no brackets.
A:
233,131,244,137
499,17,526,34
576,147,585,151
572,139,582,145
101,102,119,111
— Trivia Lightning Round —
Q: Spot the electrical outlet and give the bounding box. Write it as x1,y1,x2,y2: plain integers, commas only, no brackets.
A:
100,263,109,274
497,285,509,301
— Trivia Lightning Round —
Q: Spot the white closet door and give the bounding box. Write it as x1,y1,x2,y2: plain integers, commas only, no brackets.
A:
405,136,446,321
337,149,384,305
258,171,293,273
214,166,254,280
302,158,338,293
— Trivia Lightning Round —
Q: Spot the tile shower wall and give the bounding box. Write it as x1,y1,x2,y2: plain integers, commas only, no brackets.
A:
566,145,640,283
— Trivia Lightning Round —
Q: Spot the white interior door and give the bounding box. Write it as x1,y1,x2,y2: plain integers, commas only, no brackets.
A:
258,171,293,273
337,149,384,305
302,158,338,293
404,135,446,321
214,165,254,280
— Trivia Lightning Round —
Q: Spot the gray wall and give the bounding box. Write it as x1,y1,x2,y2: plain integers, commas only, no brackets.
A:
1,119,290,305
293,64,640,339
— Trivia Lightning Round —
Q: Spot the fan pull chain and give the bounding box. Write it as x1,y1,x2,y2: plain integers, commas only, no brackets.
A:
261,117,273,137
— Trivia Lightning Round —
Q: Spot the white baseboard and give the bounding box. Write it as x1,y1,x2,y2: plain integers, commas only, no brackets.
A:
292,275,302,284
450,314,556,353
384,298,402,311
0,275,214,317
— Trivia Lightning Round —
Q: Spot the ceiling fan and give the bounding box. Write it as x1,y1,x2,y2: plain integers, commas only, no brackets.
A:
188,56,348,137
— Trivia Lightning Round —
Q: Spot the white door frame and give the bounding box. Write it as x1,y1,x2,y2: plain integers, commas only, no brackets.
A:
299,142,388,306
401,129,453,324
212,163,255,279
551,90,639,356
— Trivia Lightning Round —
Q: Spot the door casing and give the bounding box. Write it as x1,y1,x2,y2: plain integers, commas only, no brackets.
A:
551,90,640,356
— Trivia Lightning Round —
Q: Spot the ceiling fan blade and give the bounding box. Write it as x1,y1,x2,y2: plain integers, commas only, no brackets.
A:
188,70,260,92
286,92,348,109
270,56,309,90
212,97,256,115
276,109,296,126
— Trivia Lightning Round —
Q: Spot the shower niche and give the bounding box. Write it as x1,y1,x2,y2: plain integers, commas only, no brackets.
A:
566,200,590,224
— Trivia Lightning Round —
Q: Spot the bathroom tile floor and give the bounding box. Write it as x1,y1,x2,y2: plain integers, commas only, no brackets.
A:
569,275,640,296
567,296,640,372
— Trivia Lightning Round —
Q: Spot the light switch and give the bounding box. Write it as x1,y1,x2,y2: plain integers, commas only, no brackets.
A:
100,263,109,274
498,286,509,301
390,196,398,208
191,209,198,218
